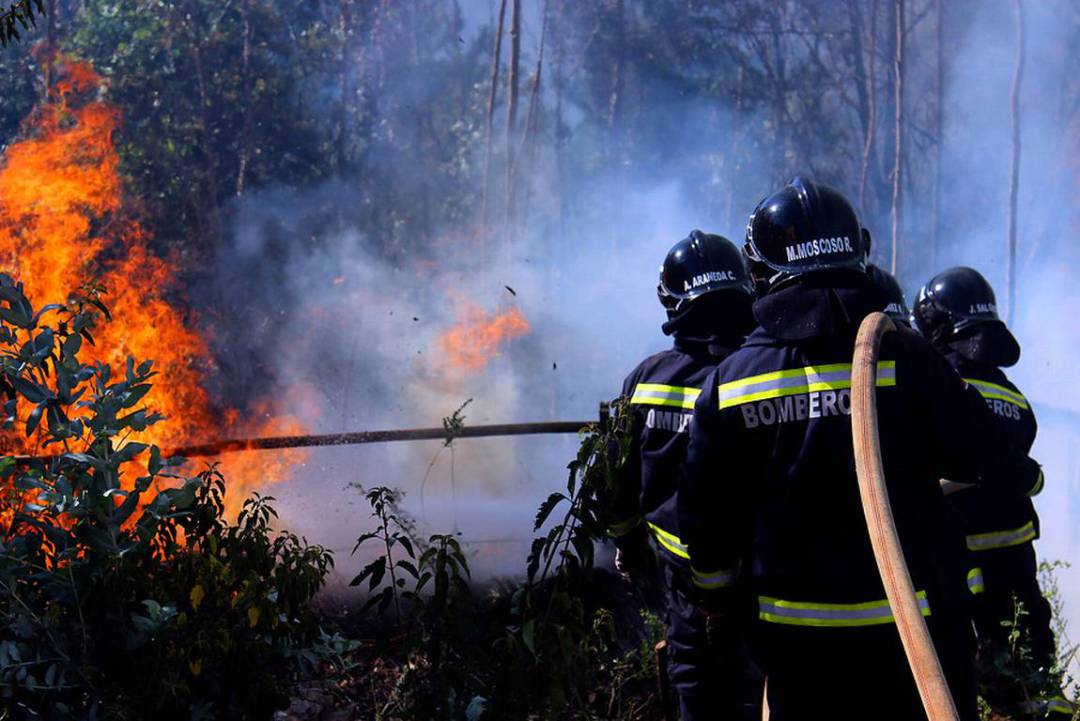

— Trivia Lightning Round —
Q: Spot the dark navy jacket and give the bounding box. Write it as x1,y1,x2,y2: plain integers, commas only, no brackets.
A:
944,351,1041,552
611,335,740,571
678,275,1043,625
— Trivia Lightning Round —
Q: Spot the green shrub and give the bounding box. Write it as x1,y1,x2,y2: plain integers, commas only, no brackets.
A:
0,275,337,720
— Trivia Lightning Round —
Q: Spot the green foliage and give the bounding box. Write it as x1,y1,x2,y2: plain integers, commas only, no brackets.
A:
0,0,43,46
442,398,473,448
0,276,336,720
485,397,635,719
975,561,1080,720
350,485,476,721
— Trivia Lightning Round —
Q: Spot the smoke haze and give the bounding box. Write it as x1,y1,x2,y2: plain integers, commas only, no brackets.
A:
195,0,1079,648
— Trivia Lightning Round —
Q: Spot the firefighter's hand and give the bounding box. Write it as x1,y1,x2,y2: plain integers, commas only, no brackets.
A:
614,544,651,583
695,606,734,648
692,590,737,647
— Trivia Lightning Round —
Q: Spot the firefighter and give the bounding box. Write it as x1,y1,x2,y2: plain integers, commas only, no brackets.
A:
866,263,911,326
913,266,1072,719
609,230,760,721
678,177,1044,721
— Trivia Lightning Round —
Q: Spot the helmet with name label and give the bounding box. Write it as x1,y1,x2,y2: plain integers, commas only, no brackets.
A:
912,266,1020,366
744,176,865,291
866,264,910,326
657,230,753,312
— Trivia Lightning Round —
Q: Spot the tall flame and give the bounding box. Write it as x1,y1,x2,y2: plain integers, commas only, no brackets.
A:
0,57,307,519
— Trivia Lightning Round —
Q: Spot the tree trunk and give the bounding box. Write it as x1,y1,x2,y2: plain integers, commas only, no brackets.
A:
335,0,354,175
553,0,567,242
505,0,522,227
859,0,879,218
236,0,254,197
512,0,550,224
44,0,57,91
480,0,508,233
1006,0,1024,324
930,0,944,273
890,0,905,275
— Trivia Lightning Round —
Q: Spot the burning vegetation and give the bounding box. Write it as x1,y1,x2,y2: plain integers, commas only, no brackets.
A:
0,57,308,518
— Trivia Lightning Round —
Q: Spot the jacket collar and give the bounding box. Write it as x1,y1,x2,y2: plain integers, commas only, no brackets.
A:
673,333,742,361
749,270,885,343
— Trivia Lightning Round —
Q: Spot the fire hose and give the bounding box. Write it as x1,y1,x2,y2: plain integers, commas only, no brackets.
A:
851,312,959,721
165,420,593,458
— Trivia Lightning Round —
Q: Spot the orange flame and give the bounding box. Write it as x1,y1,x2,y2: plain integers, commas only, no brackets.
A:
436,301,530,372
0,57,308,520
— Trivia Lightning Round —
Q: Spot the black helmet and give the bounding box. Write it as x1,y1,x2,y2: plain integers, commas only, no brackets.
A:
657,230,752,312
912,266,1020,366
744,176,865,291
866,264,910,326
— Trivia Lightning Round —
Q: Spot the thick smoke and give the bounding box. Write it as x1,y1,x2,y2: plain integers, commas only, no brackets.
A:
206,0,1079,642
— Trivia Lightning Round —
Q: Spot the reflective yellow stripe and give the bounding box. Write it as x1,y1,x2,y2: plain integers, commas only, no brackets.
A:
967,567,985,595
758,591,930,627
1028,469,1045,498
606,515,642,539
718,362,896,410
1045,697,1075,716
963,378,1029,409
692,565,735,590
966,521,1037,552
630,383,701,410
646,521,690,560
1020,697,1075,716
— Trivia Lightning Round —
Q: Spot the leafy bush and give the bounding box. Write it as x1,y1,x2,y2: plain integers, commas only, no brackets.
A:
0,275,336,720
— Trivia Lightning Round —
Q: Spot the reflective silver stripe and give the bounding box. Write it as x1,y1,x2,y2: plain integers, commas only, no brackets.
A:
966,521,1037,552
963,378,1029,409
718,362,896,410
692,566,735,590
630,383,701,410
758,591,930,627
646,522,690,560
967,567,985,595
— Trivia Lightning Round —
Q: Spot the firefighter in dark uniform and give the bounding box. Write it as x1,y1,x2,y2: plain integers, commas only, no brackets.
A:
866,263,911,326
609,230,760,721
913,266,1073,719
678,177,1044,721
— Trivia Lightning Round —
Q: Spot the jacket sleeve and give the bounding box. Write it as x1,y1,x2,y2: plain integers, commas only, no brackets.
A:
678,368,747,595
900,333,1042,496
607,372,645,546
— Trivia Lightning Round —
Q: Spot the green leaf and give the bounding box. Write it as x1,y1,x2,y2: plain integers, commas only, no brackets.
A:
396,534,414,559
25,403,44,436
395,559,419,579
13,377,48,403
348,556,386,591
522,618,536,653
534,492,567,531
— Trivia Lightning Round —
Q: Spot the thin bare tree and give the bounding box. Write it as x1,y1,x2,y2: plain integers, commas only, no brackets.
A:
512,0,551,222
857,0,879,216
1006,0,1024,324
930,0,944,272
480,0,508,231
236,0,254,196
890,0,905,274
505,0,521,225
